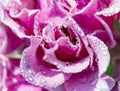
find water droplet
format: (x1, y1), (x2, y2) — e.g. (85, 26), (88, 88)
(28, 69), (32, 74)
(54, 82), (58, 88)
(53, 62), (57, 65)
(39, 78), (46, 87)
(41, 78), (45, 83)
(24, 74), (27, 78)
(28, 76), (33, 81)
(79, 76), (87, 83)
(57, 64), (61, 68)
(34, 82), (39, 86)
(20, 69), (24, 73)
(66, 62), (70, 66)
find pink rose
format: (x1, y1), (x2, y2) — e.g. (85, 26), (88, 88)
(0, 0), (117, 91)
(20, 14), (115, 90)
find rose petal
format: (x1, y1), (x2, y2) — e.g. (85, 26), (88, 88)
(65, 70), (99, 91)
(44, 49), (90, 73)
(95, 74), (115, 91)
(44, 37), (90, 73)
(0, 3), (39, 37)
(87, 35), (110, 76)
(20, 37), (70, 89)
(95, 16), (116, 48)
(96, 0), (120, 16)
(55, 37), (80, 62)
(76, 0), (91, 10)
(0, 23), (23, 54)
(0, 9), (29, 38)
(72, 14), (103, 35)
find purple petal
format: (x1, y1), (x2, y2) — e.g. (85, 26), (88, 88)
(87, 35), (110, 76)
(0, 23), (23, 54)
(20, 37), (70, 89)
(65, 69), (115, 91)
(95, 16), (116, 48)
(72, 14), (104, 35)
(72, 13), (116, 48)
(0, 9), (29, 38)
(96, 0), (120, 16)
(76, 0), (91, 10)
(95, 74), (115, 91)
(10, 9), (38, 36)
(65, 70), (99, 91)
(44, 36), (90, 73)
(1, 7), (39, 37)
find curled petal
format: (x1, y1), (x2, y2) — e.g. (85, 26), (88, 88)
(75, 0), (91, 10)
(45, 48), (90, 73)
(10, 9), (38, 36)
(96, 0), (120, 16)
(0, 23), (23, 54)
(65, 70), (99, 91)
(20, 37), (70, 89)
(44, 37), (90, 73)
(72, 14), (103, 35)
(94, 75), (115, 91)
(0, 5), (38, 38)
(72, 13), (116, 48)
(87, 35), (110, 76)
(95, 16), (116, 48)
(0, 9), (29, 38)
(59, 57), (90, 73)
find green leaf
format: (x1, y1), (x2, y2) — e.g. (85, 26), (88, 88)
(106, 62), (115, 76)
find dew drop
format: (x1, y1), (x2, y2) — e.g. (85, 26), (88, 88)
(41, 78), (46, 84)
(54, 82), (59, 88)
(28, 76), (33, 81)
(40, 79), (47, 87)
(28, 69), (32, 74)
(66, 62), (70, 66)
(34, 82), (39, 86)
(20, 69), (24, 73)
(53, 62), (57, 65)
(24, 74), (27, 78)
